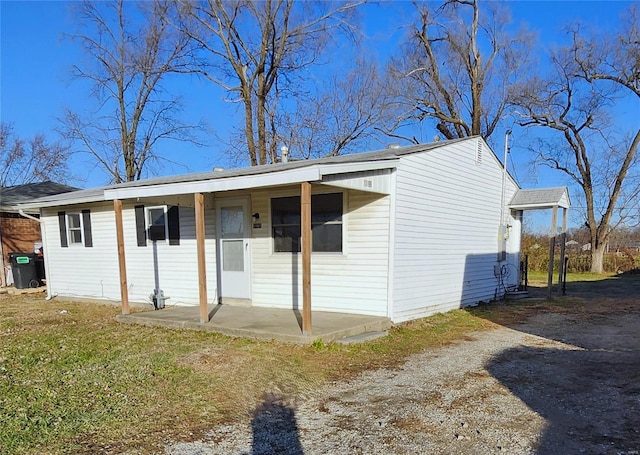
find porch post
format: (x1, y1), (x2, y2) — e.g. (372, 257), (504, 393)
(301, 182), (312, 335)
(195, 192), (209, 323)
(547, 205), (558, 299)
(114, 199), (129, 314)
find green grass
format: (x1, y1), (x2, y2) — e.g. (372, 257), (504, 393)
(527, 270), (615, 283)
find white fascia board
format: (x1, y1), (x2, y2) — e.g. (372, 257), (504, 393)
(14, 195), (106, 210)
(104, 166), (322, 200)
(509, 202), (570, 210)
(318, 160), (399, 176)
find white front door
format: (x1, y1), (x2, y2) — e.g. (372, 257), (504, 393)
(217, 198), (251, 301)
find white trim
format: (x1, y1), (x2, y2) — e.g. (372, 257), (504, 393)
(66, 212), (84, 246)
(269, 190), (345, 255)
(16, 195), (105, 210)
(105, 167), (322, 200)
(386, 169), (397, 319)
(102, 162), (398, 201)
(145, 205), (169, 243)
(318, 160), (398, 176)
(216, 196), (252, 300)
(509, 202), (570, 210)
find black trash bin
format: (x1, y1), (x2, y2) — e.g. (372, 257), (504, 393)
(35, 256), (45, 284)
(9, 253), (40, 289)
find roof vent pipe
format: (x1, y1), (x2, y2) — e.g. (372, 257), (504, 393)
(280, 145), (289, 163)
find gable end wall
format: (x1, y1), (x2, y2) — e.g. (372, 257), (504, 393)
(392, 138), (519, 322)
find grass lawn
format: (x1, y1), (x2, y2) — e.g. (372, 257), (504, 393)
(2, 271), (635, 454)
(0, 294), (493, 455)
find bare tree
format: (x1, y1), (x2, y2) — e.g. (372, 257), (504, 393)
(517, 7), (640, 273)
(276, 57), (396, 160)
(0, 123), (71, 187)
(178, 0), (363, 165)
(388, 0), (533, 143)
(61, 0), (201, 184)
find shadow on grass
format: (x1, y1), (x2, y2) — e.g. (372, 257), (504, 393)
(475, 273), (640, 453)
(250, 395), (304, 455)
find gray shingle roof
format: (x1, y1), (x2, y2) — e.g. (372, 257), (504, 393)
(0, 181), (80, 208)
(16, 138), (471, 208)
(509, 187), (570, 209)
(103, 138), (467, 190)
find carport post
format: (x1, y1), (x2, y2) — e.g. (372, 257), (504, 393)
(301, 182), (312, 335)
(195, 192), (209, 324)
(114, 199), (130, 314)
(547, 205), (558, 299)
(557, 208), (568, 295)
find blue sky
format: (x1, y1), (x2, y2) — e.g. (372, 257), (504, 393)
(0, 1), (637, 231)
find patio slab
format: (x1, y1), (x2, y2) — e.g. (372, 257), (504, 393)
(116, 304), (392, 344)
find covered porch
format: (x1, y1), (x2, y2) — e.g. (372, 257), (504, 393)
(116, 304), (392, 345)
(105, 160), (396, 337)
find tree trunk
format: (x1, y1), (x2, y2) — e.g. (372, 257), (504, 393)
(242, 86), (258, 166)
(256, 94), (268, 165)
(590, 243), (606, 274)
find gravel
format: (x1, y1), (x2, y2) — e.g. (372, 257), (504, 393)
(165, 310), (640, 455)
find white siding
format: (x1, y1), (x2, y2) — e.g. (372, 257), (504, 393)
(38, 138), (524, 321)
(392, 138), (520, 322)
(320, 169), (392, 194)
(41, 197), (218, 306)
(249, 186), (390, 317)
(121, 198), (218, 306)
(42, 203), (121, 301)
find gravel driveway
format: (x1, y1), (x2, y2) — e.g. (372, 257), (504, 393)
(166, 297), (640, 455)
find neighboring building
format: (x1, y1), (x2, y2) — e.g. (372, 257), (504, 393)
(0, 181), (79, 286)
(15, 137), (567, 323)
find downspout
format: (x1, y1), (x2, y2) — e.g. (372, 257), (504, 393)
(0, 221), (5, 287)
(18, 209), (54, 300)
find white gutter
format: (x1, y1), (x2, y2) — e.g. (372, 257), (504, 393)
(500, 130), (512, 228)
(104, 166), (323, 200)
(18, 209), (55, 300)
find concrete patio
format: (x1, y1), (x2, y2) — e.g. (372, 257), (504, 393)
(116, 304), (392, 344)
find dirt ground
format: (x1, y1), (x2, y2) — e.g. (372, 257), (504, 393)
(165, 275), (640, 455)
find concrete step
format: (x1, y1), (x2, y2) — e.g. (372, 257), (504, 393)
(337, 331), (389, 345)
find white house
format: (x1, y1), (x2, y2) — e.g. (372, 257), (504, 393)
(17, 137), (558, 326)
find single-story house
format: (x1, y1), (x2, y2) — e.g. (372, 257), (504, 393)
(15, 137), (568, 327)
(0, 181), (79, 287)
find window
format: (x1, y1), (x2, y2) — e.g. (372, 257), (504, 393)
(134, 205), (180, 246)
(58, 210), (93, 247)
(67, 213), (83, 244)
(146, 206), (168, 241)
(271, 193), (343, 253)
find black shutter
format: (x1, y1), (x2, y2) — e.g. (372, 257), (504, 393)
(134, 205), (147, 247)
(168, 206), (180, 245)
(82, 210), (93, 247)
(58, 211), (68, 247)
